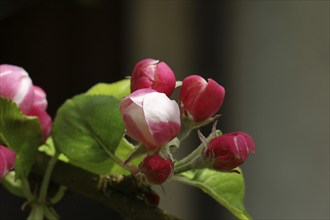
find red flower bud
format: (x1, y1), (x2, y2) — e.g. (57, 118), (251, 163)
(139, 155), (174, 185)
(131, 58), (176, 97)
(179, 75), (225, 123)
(204, 132), (255, 171)
(0, 145), (16, 182)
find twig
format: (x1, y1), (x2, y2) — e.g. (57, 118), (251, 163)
(31, 153), (180, 220)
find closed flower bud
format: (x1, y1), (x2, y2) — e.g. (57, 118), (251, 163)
(0, 145), (16, 182)
(131, 58), (176, 97)
(27, 108), (52, 141)
(27, 86), (52, 141)
(204, 132), (256, 171)
(179, 75), (225, 123)
(120, 89), (180, 150)
(31, 86), (48, 112)
(0, 64), (34, 114)
(139, 154), (173, 185)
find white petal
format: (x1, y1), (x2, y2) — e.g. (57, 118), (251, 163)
(143, 92), (180, 125)
(13, 74), (32, 105)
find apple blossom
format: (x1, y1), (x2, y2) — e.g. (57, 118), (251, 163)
(0, 145), (16, 181)
(204, 132), (256, 171)
(27, 86), (52, 141)
(120, 89), (180, 150)
(139, 154), (173, 185)
(130, 58), (176, 97)
(0, 64), (52, 141)
(27, 107), (52, 141)
(0, 64), (34, 114)
(179, 75), (225, 123)
(30, 86), (48, 111)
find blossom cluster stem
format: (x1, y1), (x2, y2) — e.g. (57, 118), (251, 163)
(50, 185), (68, 204)
(21, 178), (34, 202)
(174, 145), (204, 174)
(37, 152), (59, 203)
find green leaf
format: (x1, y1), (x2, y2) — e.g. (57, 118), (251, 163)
(110, 137), (142, 175)
(52, 94), (126, 174)
(0, 98), (42, 179)
(86, 79), (130, 100)
(173, 168), (251, 220)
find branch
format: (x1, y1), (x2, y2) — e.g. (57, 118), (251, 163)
(31, 153), (179, 220)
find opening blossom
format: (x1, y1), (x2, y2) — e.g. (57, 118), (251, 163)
(0, 145), (16, 182)
(179, 75), (225, 123)
(130, 58), (176, 97)
(120, 89), (180, 150)
(0, 64), (52, 141)
(0, 64), (34, 114)
(204, 132), (256, 171)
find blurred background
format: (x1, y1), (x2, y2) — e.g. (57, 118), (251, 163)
(0, 0), (329, 219)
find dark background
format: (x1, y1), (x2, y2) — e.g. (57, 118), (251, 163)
(1, 0), (329, 219)
(0, 1), (230, 219)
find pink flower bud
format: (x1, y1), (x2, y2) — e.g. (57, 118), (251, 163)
(204, 132), (256, 171)
(0, 145), (16, 182)
(139, 154), (173, 185)
(27, 108), (52, 142)
(27, 86), (52, 141)
(31, 86), (48, 111)
(0, 65), (52, 142)
(131, 58), (176, 97)
(0, 64), (34, 114)
(120, 89), (180, 150)
(179, 75), (225, 123)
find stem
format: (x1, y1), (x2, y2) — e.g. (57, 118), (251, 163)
(177, 115), (220, 142)
(174, 142), (204, 169)
(174, 129), (219, 174)
(50, 185), (67, 204)
(37, 152), (59, 203)
(27, 204), (43, 220)
(177, 120), (193, 141)
(42, 205), (58, 220)
(21, 178), (35, 202)
(173, 161), (195, 174)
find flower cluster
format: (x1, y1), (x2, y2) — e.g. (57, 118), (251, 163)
(0, 64), (52, 180)
(120, 58), (255, 185)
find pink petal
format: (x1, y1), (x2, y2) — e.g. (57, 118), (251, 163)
(0, 146), (16, 180)
(31, 85), (48, 111)
(0, 64), (34, 114)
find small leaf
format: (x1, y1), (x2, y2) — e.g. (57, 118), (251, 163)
(52, 94), (126, 174)
(2, 171), (25, 198)
(86, 79), (130, 100)
(173, 168), (251, 220)
(38, 138), (69, 162)
(0, 98), (42, 179)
